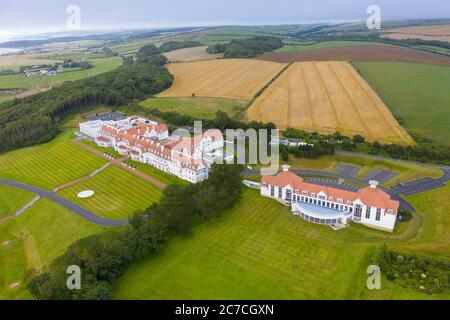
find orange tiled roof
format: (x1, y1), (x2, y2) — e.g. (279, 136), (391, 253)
(262, 171), (399, 213)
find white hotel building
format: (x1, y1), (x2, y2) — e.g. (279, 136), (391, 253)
(261, 166), (400, 232)
(80, 115), (232, 184)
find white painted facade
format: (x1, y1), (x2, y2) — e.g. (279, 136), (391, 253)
(261, 166), (399, 232)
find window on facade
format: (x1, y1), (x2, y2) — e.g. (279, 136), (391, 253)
(278, 187), (283, 199)
(270, 186), (275, 197)
(355, 204), (363, 217)
(365, 206), (372, 219)
(376, 208), (381, 221)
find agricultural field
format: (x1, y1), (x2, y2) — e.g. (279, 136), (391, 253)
(247, 61), (413, 144)
(0, 54), (56, 69)
(277, 41), (390, 52)
(0, 56), (122, 91)
(0, 199), (108, 299)
(163, 46), (220, 62)
(0, 133), (107, 190)
(380, 24), (450, 42)
(140, 97), (247, 120)
(113, 188), (449, 300)
(354, 62), (450, 145)
(158, 59), (286, 100)
(258, 45), (450, 66)
(57, 165), (162, 220)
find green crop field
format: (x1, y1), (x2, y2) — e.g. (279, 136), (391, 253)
(0, 198), (108, 299)
(0, 185), (35, 219)
(277, 41), (390, 52)
(0, 57), (122, 91)
(0, 133), (107, 190)
(353, 62), (450, 145)
(58, 165), (162, 220)
(140, 97), (247, 120)
(113, 188), (450, 300)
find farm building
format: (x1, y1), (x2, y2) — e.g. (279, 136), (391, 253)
(260, 166), (399, 232)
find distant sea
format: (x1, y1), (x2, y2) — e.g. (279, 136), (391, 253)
(0, 48), (23, 56)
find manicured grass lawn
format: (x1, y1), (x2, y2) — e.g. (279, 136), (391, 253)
(140, 97), (247, 120)
(127, 160), (189, 186)
(277, 41), (390, 52)
(353, 62), (450, 145)
(0, 57), (122, 90)
(0, 133), (107, 190)
(114, 188), (446, 300)
(58, 165), (162, 220)
(0, 185), (35, 219)
(0, 199), (108, 299)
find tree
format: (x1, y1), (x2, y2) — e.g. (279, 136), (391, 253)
(353, 134), (365, 144)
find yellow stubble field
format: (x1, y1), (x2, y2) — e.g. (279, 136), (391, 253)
(247, 61), (413, 144)
(157, 59), (286, 100)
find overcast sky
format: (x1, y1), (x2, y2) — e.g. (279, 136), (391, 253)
(1, 0), (449, 39)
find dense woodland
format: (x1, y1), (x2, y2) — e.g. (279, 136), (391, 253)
(0, 45), (173, 153)
(158, 40), (203, 53)
(207, 36), (283, 58)
(27, 164), (244, 300)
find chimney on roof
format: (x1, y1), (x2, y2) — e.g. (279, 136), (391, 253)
(282, 165), (290, 172)
(369, 180), (379, 189)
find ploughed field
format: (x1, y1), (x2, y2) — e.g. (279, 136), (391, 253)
(258, 45), (450, 67)
(157, 59), (286, 100)
(247, 61), (412, 144)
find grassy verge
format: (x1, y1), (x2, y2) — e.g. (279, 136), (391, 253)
(0, 185), (35, 219)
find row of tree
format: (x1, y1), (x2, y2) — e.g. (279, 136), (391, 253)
(207, 36), (284, 58)
(0, 45), (174, 153)
(27, 164), (244, 300)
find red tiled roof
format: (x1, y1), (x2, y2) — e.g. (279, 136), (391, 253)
(262, 170), (399, 213)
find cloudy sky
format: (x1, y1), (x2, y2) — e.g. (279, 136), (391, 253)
(1, 0), (449, 39)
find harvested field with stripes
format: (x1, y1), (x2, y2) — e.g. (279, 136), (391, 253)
(247, 61), (413, 144)
(158, 59), (286, 100)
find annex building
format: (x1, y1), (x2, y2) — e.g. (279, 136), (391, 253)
(261, 166), (400, 232)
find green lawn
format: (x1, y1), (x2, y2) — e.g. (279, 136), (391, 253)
(353, 62), (450, 145)
(0, 133), (107, 190)
(140, 97), (247, 120)
(114, 188), (449, 300)
(127, 160), (189, 186)
(0, 57), (122, 91)
(58, 165), (162, 220)
(0, 198), (108, 299)
(0, 185), (35, 219)
(277, 41), (390, 52)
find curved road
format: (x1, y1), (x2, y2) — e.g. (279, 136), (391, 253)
(0, 178), (127, 227)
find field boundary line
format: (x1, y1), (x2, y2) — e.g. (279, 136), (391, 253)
(246, 62), (292, 110)
(312, 62), (342, 130)
(344, 63), (411, 141)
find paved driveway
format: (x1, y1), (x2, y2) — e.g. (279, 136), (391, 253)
(0, 178), (127, 227)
